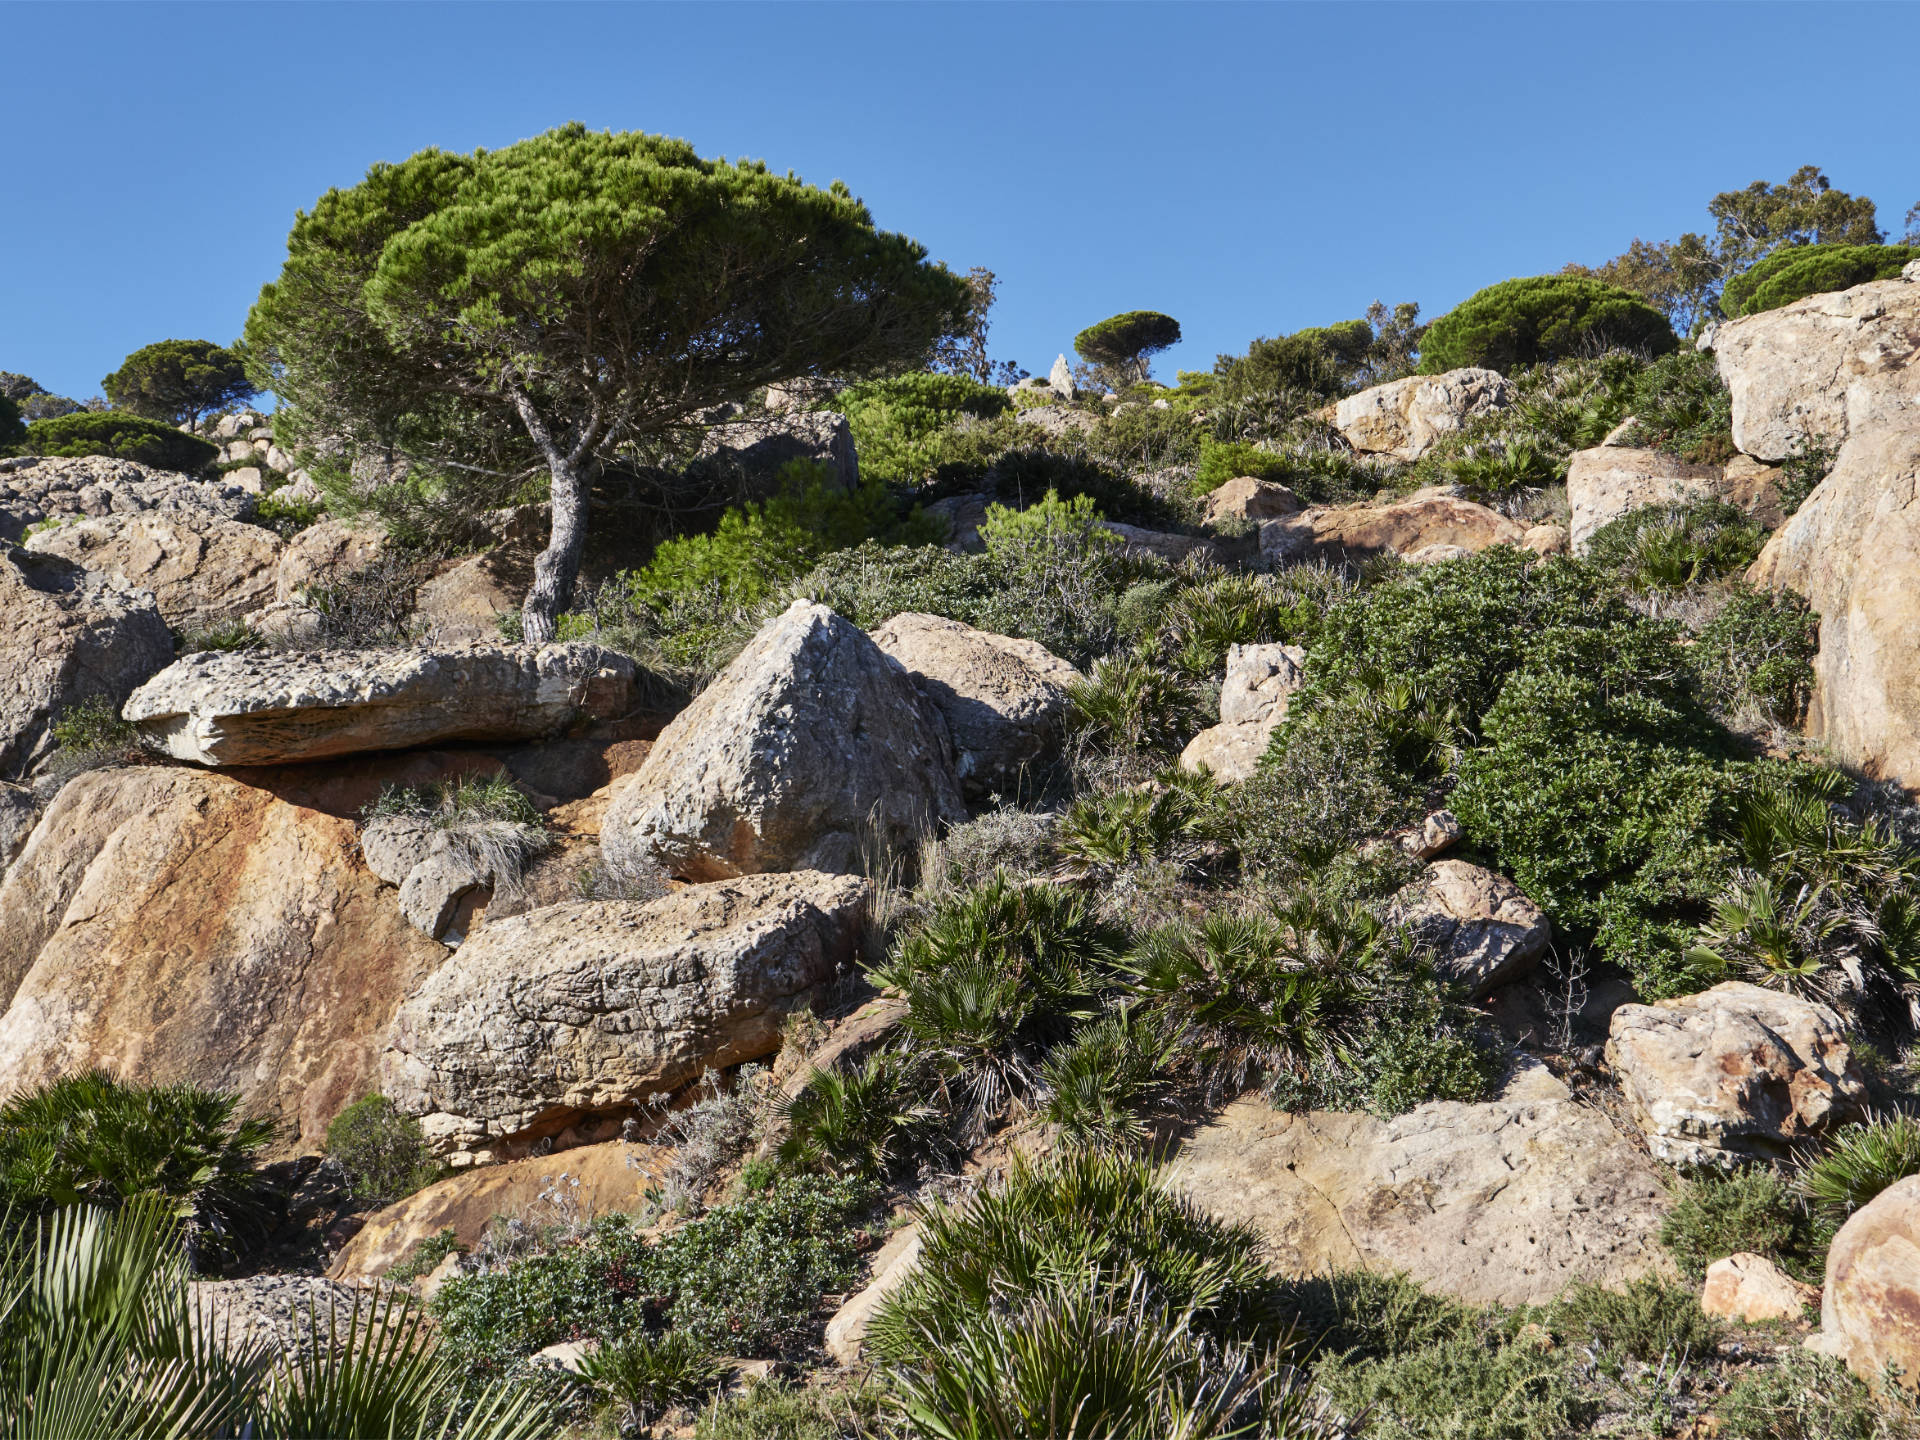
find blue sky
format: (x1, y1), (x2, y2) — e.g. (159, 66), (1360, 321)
(4, 1), (1916, 404)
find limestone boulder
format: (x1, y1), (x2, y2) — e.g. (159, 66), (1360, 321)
(0, 767), (446, 1152)
(1815, 1174), (1920, 1387)
(0, 454), (254, 544)
(1099, 521), (1222, 565)
(397, 843), (490, 942)
(0, 785), (35, 872)
(1168, 1094), (1670, 1307)
(1400, 809), (1464, 861)
(359, 814), (436, 886)
(1565, 447), (1783, 552)
(1522, 523), (1570, 556)
(1261, 489), (1525, 567)
(1334, 367), (1512, 462)
(602, 601), (964, 882)
(1733, 271), (1920, 789)
(1606, 981), (1867, 1166)
(0, 545), (173, 780)
(825, 1223), (923, 1366)
(1204, 477), (1302, 526)
(380, 871), (869, 1160)
(702, 410), (858, 490)
(1177, 642), (1304, 783)
(1701, 1252), (1817, 1323)
(924, 493), (991, 553)
(1386, 859), (1549, 998)
(276, 520), (387, 602)
(25, 509), (281, 631)
(124, 642), (635, 767)
(412, 547), (531, 644)
(871, 612), (1078, 798)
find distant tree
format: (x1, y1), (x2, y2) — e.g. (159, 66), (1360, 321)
(1074, 310), (1182, 387)
(1903, 201), (1920, 246)
(1363, 300), (1426, 383)
(1419, 276), (1675, 374)
(247, 123), (971, 641)
(1210, 309), (1418, 431)
(931, 267), (1027, 387)
(102, 339), (255, 432)
(1564, 233), (1723, 335)
(0, 372), (38, 403)
(26, 411), (218, 471)
(0, 392), (22, 451)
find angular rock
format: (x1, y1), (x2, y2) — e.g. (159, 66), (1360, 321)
(412, 547), (531, 644)
(0, 545), (173, 779)
(924, 493), (990, 553)
(1168, 1095), (1671, 1307)
(380, 871), (869, 1159)
(0, 455), (255, 544)
(1565, 447), (1783, 553)
(1735, 271), (1920, 789)
(1606, 981), (1868, 1166)
(124, 642), (635, 767)
(25, 509), (282, 631)
(1522, 523), (1570, 556)
(359, 814), (437, 887)
(602, 601), (964, 881)
(276, 519), (386, 602)
(1048, 354), (1076, 398)
(871, 612), (1078, 798)
(825, 1223), (922, 1366)
(702, 410), (858, 490)
(1334, 367), (1512, 462)
(0, 768), (446, 1152)
(1099, 521), (1222, 565)
(1387, 859), (1549, 998)
(1401, 809), (1464, 861)
(1261, 490), (1525, 567)
(1815, 1174), (1920, 1387)
(0, 785), (35, 872)
(1203, 476), (1303, 525)
(1702, 1252), (1817, 1323)
(1178, 642), (1305, 783)
(397, 843), (489, 941)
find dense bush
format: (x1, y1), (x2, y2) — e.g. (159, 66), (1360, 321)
(324, 1094), (441, 1206)
(1620, 348), (1735, 461)
(0, 391), (22, 451)
(1717, 1347), (1918, 1439)
(1584, 498), (1766, 592)
(26, 410), (218, 471)
(1660, 1166), (1825, 1283)
(834, 372), (1010, 485)
(1799, 1114), (1920, 1219)
(1721, 243), (1919, 318)
(1193, 437), (1289, 494)
(1695, 584), (1820, 725)
(1418, 276), (1677, 373)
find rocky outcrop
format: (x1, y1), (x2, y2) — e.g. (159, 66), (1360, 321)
(1260, 487), (1525, 567)
(276, 520), (386, 602)
(1333, 368), (1512, 462)
(1605, 981), (1868, 1166)
(0, 785), (34, 872)
(825, 1222), (922, 1366)
(1701, 1253), (1817, 1323)
(1565, 447), (1783, 552)
(192, 1276), (373, 1364)
(1203, 477), (1302, 526)
(1731, 270), (1920, 789)
(26, 509), (282, 631)
(1814, 1174), (1920, 1387)
(381, 871), (869, 1160)
(0, 545), (173, 779)
(0, 454), (255, 544)
(1178, 642), (1305, 783)
(602, 601), (964, 881)
(0, 767), (446, 1152)
(703, 410), (859, 491)
(124, 642), (635, 767)
(1098, 521), (1222, 565)
(871, 612), (1078, 798)
(1386, 860), (1549, 998)
(1167, 1091), (1670, 1307)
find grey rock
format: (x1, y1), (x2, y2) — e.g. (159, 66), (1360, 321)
(1387, 859), (1549, 998)
(398, 843), (488, 941)
(701, 410), (858, 490)
(25, 509), (282, 631)
(1048, 354), (1075, 398)
(359, 814), (437, 887)
(1334, 368), (1512, 462)
(0, 455), (255, 544)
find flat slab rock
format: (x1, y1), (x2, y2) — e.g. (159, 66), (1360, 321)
(1168, 1094), (1671, 1308)
(124, 641), (636, 766)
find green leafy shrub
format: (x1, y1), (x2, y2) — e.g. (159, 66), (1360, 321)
(1584, 498), (1766, 592)
(1038, 1009), (1172, 1152)
(1053, 779), (1222, 882)
(1799, 1114), (1920, 1219)
(1621, 348), (1735, 461)
(389, 1226), (464, 1285)
(1695, 585), (1820, 725)
(1550, 1275), (1721, 1366)
(325, 1094), (441, 1206)
(48, 694), (139, 757)
(253, 490), (323, 539)
(1722, 243), (1920, 318)
(1312, 1330), (1591, 1440)
(1419, 276), (1677, 373)
(1193, 438), (1288, 495)
(835, 372), (1011, 485)
(1154, 570), (1331, 678)
(1660, 1167), (1824, 1283)
(0, 1072), (273, 1264)
(25, 410), (218, 471)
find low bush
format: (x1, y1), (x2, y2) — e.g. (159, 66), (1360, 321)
(1037, 1008), (1171, 1152)
(574, 1329), (726, 1431)
(25, 410), (218, 471)
(1193, 438), (1289, 495)
(777, 1053), (940, 1181)
(325, 1094), (442, 1207)
(1660, 1166), (1825, 1283)
(48, 694), (141, 760)
(1584, 498), (1766, 592)
(1067, 647), (1206, 757)
(1312, 1330), (1592, 1440)
(302, 553), (421, 648)
(1154, 569), (1334, 678)
(1052, 778), (1223, 883)
(835, 372), (1011, 485)
(1716, 1346), (1918, 1439)
(1419, 276), (1676, 374)
(1621, 348), (1735, 461)
(1799, 1114), (1920, 1219)
(1549, 1275), (1721, 1367)
(692, 1378), (889, 1440)
(1694, 584), (1820, 725)
(252, 490), (323, 539)
(388, 1226), (464, 1285)
(1721, 243), (1920, 319)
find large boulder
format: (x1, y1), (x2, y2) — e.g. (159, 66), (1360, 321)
(380, 871), (869, 1161)
(1333, 368), (1512, 462)
(602, 601), (965, 882)
(0, 545), (173, 780)
(870, 612), (1078, 799)
(1386, 860), (1550, 998)
(701, 411), (859, 491)
(124, 642), (635, 767)
(275, 519), (387, 602)
(26, 509), (282, 632)
(0, 454), (255, 544)
(1605, 981), (1868, 1166)
(1260, 487), (1526, 567)
(1731, 270), (1920, 789)
(1566, 447), (1762, 552)
(1203, 476), (1302, 526)
(0, 767), (446, 1153)
(1814, 1174), (1920, 1387)
(1178, 642), (1305, 783)
(1167, 1090), (1671, 1307)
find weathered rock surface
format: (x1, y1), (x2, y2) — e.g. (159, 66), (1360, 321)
(1386, 859), (1549, 998)
(1333, 368), (1512, 462)
(192, 1276), (372, 1363)
(412, 548), (531, 644)
(1099, 521), (1222, 565)
(1203, 476), (1302, 525)
(381, 872), (869, 1159)
(397, 843), (490, 942)
(0, 767), (446, 1152)
(358, 814), (437, 886)
(1701, 1252), (1817, 1323)
(0, 785), (35, 872)
(276, 520), (387, 602)
(871, 612), (1078, 798)
(1815, 1174), (1920, 1387)
(0, 454), (255, 544)
(330, 1141), (668, 1281)
(26, 509), (282, 631)
(1260, 488), (1525, 566)
(924, 492), (991, 553)
(825, 1222), (923, 1366)
(1400, 809), (1464, 861)
(1733, 272), (1920, 789)
(1522, 522), (1570, 556)
(603, 601), (964, 881)
(1168, 1095), (1670, 1307)
(1178, 642), (1306, 783)
(703, 411), (859, 491)
(1605, 981), (1868, 1166)
(1564, 447), (1783, 552)
(1, 545), (173, 779)
(124, 642), (635, 767)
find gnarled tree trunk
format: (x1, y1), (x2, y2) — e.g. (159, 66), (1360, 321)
(521, 455), (589, 644)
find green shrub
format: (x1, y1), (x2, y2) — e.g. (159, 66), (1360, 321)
(777, 1053), (939, 1180)
(1193, 438), (1288, 495)
(48, 694), (139, 756)
(1621, 348), (1735, 461)
(1799, 1114), (1920, 1219)
(1419, 276), (1676, 374)
(574, 1329), (726, 1430)
(25, 410), (218, 471)
(1716, 1347), (1918, 1439)
(1067, 647), (1205, 756)
(388, 1227), (464, 1285)
(1053, 779), (1221, 882)
(1584, 498), (1765, 592)
(1273, 1268), (1482, 1364)
(1695, 585), (1820, 724)
(1312, 1331), (1592, 1440)
(1660, 1167), (1824, 1283)
(253, 490), (323, 539)
(1722, 243), (1920, 318)
(693, 1378), (889, 1440)
(1550, 1275), (1721, 1366)
(0, 391), (22, 451)
(1154, 570), (1332, 679)
(835, 372), (1011, 485)
(0, 1072), (274, 1264)
(325, 1094), (441, 1206)
(1038, 1009), (1172, 1152)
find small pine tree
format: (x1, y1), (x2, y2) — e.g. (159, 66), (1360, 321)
(102, 339), (256, 431)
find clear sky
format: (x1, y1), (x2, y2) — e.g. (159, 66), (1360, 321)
(4, 0), (1916, 404)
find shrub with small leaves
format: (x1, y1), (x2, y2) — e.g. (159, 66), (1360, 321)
(1658, 1166), (1824, 1283)
(1550, 1275), (1721, 1368)
(1694, 584), (1819, 725)
(325, 1094), (441, 1206)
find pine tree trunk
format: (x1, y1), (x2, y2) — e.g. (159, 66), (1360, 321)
(520, 455), (589, 644)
